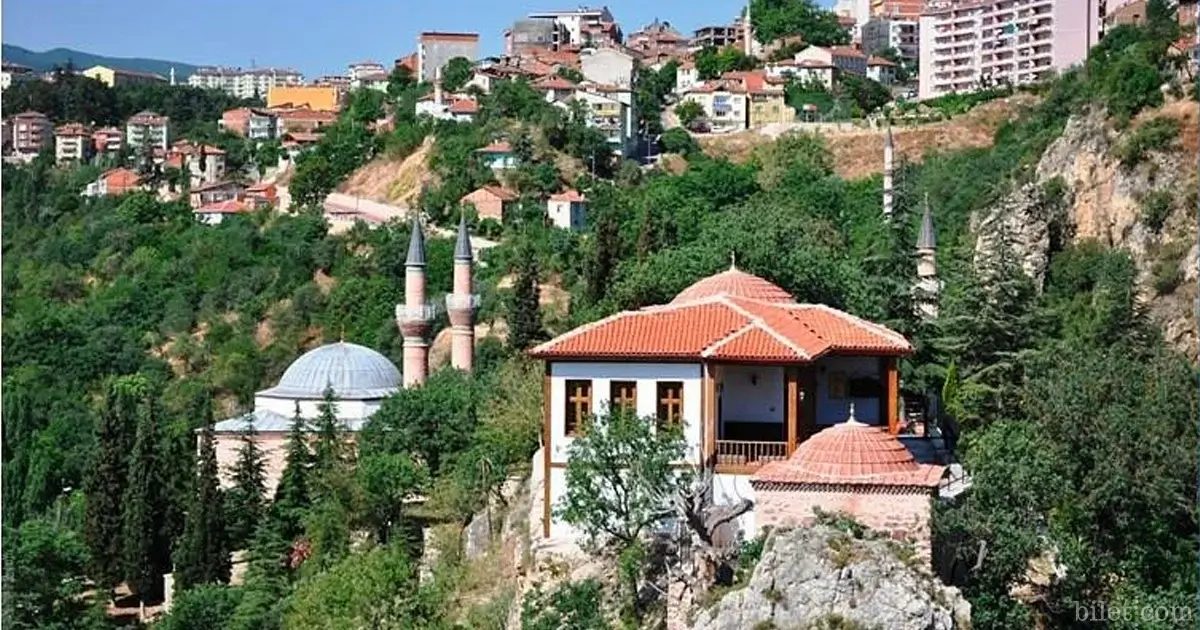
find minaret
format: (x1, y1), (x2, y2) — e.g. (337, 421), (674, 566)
(915, 194), (939, 320)
(446, 215), (479, 372)
(169, 67), (176, 86)
(883, 124), (894, 220)
(433, 66), (444, 106)
(397, 216), (432, 387)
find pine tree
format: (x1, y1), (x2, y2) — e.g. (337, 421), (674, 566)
(507, 240), (543, 351)
(636, 206), (660, 260)
(270, 403), (311, 540)
(585, 204), (621, 304)
(310, 387), (347, 493)
(174, 402), (230, 589)
(121, 389), (171, 602)
(84, 375), (145, 589)
(225, 416), (267, 550)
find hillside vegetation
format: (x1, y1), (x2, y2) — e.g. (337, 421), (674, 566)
(2, 5), (1197, 630)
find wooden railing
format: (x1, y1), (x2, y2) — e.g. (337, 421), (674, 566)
(714, 440), (788, 472)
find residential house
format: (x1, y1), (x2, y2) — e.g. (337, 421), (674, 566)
(92, 127), (124, 155)
(348, 60), (388, 81)
(765, 57), (836, 88)
(126, 111), (169, 151)
(508, 18), (571, 54)
(447, 99), (480, 122)
(579, 47), (637, 88)
(244, 182), (279, 207)
(830, 46), (869, 75)
(55, 122), (91, 163)
(730, 72), (794, 128)
(533, 75), (580, 103)
(188, 180), (243, 208)
(1, 62), (35, 90)
(274, 107), (337, 134)
(475, 141), (517, 170)
(9, 111), (52, 157)
(862, 17), (919, 68)
(194, 199), (251, 225)
(395, 53), (419, 76)
(267, 86), (340, 112)
(170, 142), (227, 185)
(680, 81), (748, 132)
(867, 55), (898, 85)
(418, 32), (480, 83)
(82, 65), (166, 88)
(460, 185), (519, 222)
(525, 7), (622, 48)
(571, 86), (636, 155)
(528, 266), (937, 550)
(627, 19), (690, 60)
(221, 107), (280, 140)
(189, 67), (304, 99)
(691, 23), (744, 51)
(674, 60), (700, 93)
(311, 75), (352, 101)
(85, 168), (141, 196)
(547, 189), (587, 230)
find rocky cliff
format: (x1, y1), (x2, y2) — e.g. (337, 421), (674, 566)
(692, 525), (972, 630)
(973, 98), (1199, 358)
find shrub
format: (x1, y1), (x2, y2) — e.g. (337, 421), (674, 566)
(1113, 116), (1180, 167)
(660, 127), (698, 156)
(1139, 189), (1174, 232)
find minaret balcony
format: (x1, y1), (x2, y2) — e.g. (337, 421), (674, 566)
(444, 293), (480, 312)
(396, 303), (440, 323)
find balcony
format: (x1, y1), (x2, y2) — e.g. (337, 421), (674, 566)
(714, 440), (788, 473)
(395, 303), (440, 324)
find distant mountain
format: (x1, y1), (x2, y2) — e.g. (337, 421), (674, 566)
(2, 44), (200, 80)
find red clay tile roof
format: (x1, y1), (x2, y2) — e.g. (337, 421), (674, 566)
(548, 189), (586, 202)
(673, 268), (794, 304)
(529, 267), (913, 362)
(448, 99), (480, 114)
(533, 75), (578, 91)
(463, 185), (520, 203)
(55, 122), (90, 136)
(831, 46), (867, 59)
(195, 199), (250, 214)
(476, 140), (513, 153)
(103, 168), (140, 189)
(868, 55), (897, 66)
(753, 419), (944, 487)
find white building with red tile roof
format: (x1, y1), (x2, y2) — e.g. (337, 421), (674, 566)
(547, 189), (587, 230)
(528, 265), (932, 542)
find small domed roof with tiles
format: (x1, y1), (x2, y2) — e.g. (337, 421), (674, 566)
(671, 267), (795, 305)
(753, 412), (944, 487)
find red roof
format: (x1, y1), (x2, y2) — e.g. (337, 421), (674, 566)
(753, 419), (944, 487)
(55, 122), (90, 136)
(868, 55), (897, 67)
(448, 99), (480, 114)
(831, 46), (867, 59)
(530, 268), (913, 362)
(476, 140), (512, 154)
(195, 199), (250, 214)
(103, 168), (140, 190)
(463, 185), (519, 202)
(549, 189), (586, 202)
(533, 75), (578, 91)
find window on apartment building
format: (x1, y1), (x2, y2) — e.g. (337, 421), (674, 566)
(610, 381), (637, 414)
(565, 379), (592, 437)
(656, 381), (684, 429)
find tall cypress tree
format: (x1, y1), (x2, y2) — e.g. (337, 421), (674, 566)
(310, 386), (347, 494)
(121, 389), (170, 602)
(84, 375), (145, 589)
(173, 404), (230, 589)
(507, 240), (543, 351)
(585, 204), (621, 304)
(225, 416), (267, 550)
(271, 403), (311, 540)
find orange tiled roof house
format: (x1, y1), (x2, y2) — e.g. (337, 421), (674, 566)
(529, 264), (947, 558)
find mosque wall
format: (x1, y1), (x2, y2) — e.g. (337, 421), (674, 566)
(254, 395), (384, 420)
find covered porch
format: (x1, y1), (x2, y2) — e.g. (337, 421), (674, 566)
(702, 355), (900, 474)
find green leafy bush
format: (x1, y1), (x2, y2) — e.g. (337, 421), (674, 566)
(1139, 189), (1174, 232)
(1113, 116), (1180, 167)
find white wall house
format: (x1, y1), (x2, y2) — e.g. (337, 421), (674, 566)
(547, 189), (587, 230)
(529, 267), (915, 544)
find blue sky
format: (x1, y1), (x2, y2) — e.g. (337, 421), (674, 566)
(3, 0), (832, 79)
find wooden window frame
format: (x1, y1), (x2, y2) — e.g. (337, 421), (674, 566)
(609, 380), (637, 414)
(656, 381), (684, 429)
(564, 379), (592, 437)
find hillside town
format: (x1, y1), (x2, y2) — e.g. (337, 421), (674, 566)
(2, 0), (1199, 629)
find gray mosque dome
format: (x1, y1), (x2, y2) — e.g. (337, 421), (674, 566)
(257, 341), (402, 400)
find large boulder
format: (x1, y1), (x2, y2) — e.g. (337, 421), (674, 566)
(692, 525), (971, 630)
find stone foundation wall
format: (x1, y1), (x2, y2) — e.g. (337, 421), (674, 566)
(753, 484), (935, 561)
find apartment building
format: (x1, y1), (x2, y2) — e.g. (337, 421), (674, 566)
(81, 65), (167, 88)
(872, 0), (926, 19)
(526, 7), (623, 48)
(55, 123), (91, 162)
(92, 127), (124, 155)
(571, 87), (635, 155)
(220, 108), (279, 140)
(508, 18), (571, 54)
(918, 0), (1100, 99)
(862, 17), (920, 66)
(168, 141), (227, 185)
(188, 67), (304, 99)
(126, 111), (169, 151)
(267, 85), (340, 111)
(9, 111), (52, 157)
(691, 23), (744, 51)
(417, 32), (480, 83)
(348, 60), (388, 81)
(580, 47), (637, 87)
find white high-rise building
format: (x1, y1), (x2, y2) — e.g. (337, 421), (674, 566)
(188, 67), (304, 99)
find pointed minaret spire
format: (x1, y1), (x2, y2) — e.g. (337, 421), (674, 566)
(398, 215), (432, 387)
(446, 214), (478, 373)
(743, 0), (754, 57)
(914, 194), (940, 320)
(883, 124), (894, 220)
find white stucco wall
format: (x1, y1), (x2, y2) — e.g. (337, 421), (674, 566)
(548, 362), (703, 464)
(254, 395), (385, 421)
(814, 356), (883, 425)
(719, 365), (785, 423)
(713, 472), (758, 538)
